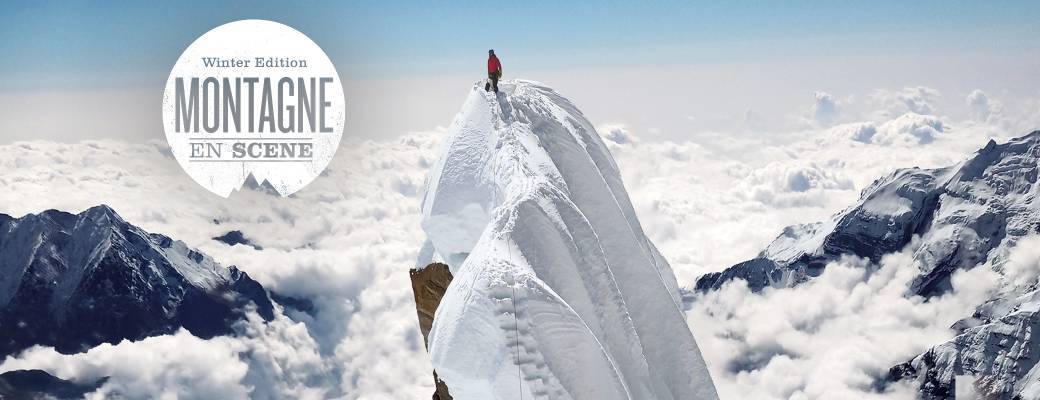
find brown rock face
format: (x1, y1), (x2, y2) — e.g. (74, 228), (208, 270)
(410, 263), (454, 400)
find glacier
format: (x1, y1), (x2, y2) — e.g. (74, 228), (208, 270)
(416, 80), (718, 400)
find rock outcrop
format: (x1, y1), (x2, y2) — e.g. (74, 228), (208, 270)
(410, 262), (454, 400)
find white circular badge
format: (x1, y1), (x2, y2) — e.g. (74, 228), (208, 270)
(162, 19), (344, 197)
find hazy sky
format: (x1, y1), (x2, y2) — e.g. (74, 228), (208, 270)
(1, 1), (1038, 142)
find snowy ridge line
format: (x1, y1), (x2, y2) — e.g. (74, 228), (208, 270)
(697, 131), (1040, 297)
(418, 80), (717, 399)
(490, 86), (626, 399)
(488, 90), (631, 399)
(886, 131), (1040, 399)
(0, 205), (273, 358)
(685, 128), (1040, 398)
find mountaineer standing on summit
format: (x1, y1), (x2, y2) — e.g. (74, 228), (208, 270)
(486, 49), (502, 93)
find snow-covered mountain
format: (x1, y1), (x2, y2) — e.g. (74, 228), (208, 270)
(697, 131), (1040, 298)
(0, 369), (105, 400)
(415, 80), (718, 400)
(695, 131), (1040, 399)
(0, 205), (273, 358)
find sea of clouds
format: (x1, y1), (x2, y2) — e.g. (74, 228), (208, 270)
(0, 86), (1038, 399)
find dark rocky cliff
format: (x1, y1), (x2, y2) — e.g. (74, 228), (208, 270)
(410, 262), (454, 400)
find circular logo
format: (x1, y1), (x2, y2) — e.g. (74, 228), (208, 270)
(162, 20), (344, 197)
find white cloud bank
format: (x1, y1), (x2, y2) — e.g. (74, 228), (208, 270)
(0, 310), (330, 399)
(870, 86), (942, 119)
(602, 87), (1023, 281)
(0, 86), (1036, 398)
(687, 246), (1001, 399)
(0, 132), (445, 399)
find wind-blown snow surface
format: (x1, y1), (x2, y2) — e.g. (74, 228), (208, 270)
(418, 80), (718, 400)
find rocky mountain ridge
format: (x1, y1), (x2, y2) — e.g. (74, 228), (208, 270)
(695, 130), (1040, 399)
(0, 205), (273, 358)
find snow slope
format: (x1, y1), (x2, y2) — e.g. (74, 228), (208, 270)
(417, 80), (718, 400)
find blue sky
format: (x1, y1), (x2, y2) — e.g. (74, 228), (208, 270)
(2, 1), (1038, 89)
(1, 1), (1038, 141)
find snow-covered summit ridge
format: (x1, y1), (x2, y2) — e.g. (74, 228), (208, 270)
(418, 80), (718, 400)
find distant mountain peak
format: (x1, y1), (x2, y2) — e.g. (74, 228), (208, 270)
(0, 205), (273, 357)
(697, 130), (1040, 297)
(0, 369), (106, 400)
(691, 129), (1040, 399)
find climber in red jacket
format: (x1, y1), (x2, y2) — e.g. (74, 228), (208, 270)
(486, 49), (502, 93)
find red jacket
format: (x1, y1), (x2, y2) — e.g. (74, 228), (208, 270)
(488, 55), (502, 75)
